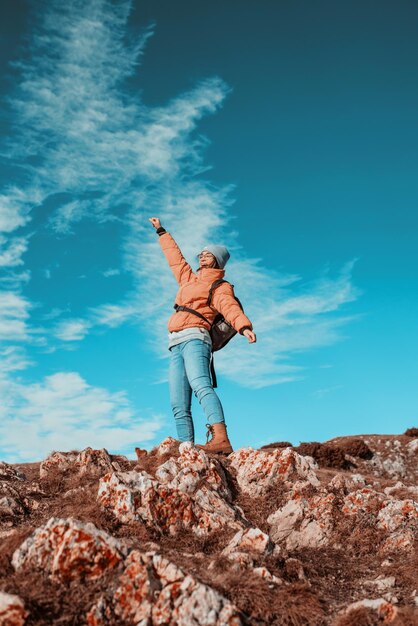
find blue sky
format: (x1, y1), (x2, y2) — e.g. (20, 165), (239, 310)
(0, 0), (417, 462)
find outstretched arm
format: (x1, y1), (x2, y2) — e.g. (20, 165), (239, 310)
(149, 217), (194, 286)
(212, 283), (257, 343)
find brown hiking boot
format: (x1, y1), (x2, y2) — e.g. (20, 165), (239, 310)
(196, 423), (233, 455)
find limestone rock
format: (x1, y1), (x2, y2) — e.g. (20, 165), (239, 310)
(252, 566), (282, 585)
(328, 473), (366, 494)
(222, 527), (275, 558)
(40, 448), (127, 480)
(12, 517), (127, 581)
(341, 487), (385, 515)
(39, 451), (79, 479)
(0, 480), (45, 524)
(2, 434), (418, 624)
(0, 484), (27, 520)
(229, 447), (319, 496)
(407, 438), (418, 454)
(380, 528), (415, 553)
(339, 598), (398, 622)
(376, 499), (418, 532)
(268, 489), (336, 550)
(0, 592), (28, 626)
(75, 447), (116, 476)
(375, 498), (418, 553)
(155, 443), (231, 500)
(266, 472), (418, 554)
(0, 495), (25, 518)
(364, 575), (396, 593)
(98, 443), (246, 537)
(0, 463), (26, 482)
(154, 436), (180, 456)
(87, 550), (244, 626)
(363, 439), (407, 479)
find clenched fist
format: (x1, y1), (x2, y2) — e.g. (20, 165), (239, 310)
(149, 217), (162, 229)
(243, 329), (257, 343)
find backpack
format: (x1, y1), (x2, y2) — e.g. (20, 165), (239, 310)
(173, 279), (244, 387)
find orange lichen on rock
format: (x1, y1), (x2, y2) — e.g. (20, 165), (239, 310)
(87, 550), (244, 626)
(2, 433), (418, 625)
(98, 443), (246, 537)
(229, 447), (320, 496)
(11, 517), (127, 581)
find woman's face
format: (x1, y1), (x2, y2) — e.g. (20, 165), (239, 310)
(198, 251), (218, 269)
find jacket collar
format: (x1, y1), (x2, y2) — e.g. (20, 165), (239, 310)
(197, 267), (225, 281)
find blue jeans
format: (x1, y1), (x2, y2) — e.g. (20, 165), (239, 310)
(169, 339), (225, 442)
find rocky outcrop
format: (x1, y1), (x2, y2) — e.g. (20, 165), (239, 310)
(98, 442), (247, 536)
(12, 517), (128, 581)
(0, 463), (26, 482)
(268, 486), (337, 550)
(328, 433), (418, 483)
(229, 446), (319, 496)
(39, 447), (126, 480)
(0, 432), (417, 625)
(87, 550), (243, 626)
(267, 475), (418, 553)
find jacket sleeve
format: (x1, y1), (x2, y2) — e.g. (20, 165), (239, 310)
(158, 231), (195, 286)
(212, 283), (253, 335)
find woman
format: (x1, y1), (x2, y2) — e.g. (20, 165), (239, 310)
(149, 217), (256, 454)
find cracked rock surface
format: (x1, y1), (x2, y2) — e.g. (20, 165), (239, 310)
(0, 432), (417, 625)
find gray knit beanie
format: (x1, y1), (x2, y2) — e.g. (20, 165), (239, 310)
(197, 244), (230, 269)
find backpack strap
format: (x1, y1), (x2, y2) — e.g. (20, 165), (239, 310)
(210, 353), (218, 388)
(173, 304), (211, 325)
(206, 279), (244, 313)
(174, 279), (241, 325)
(206, 279), (234, 306)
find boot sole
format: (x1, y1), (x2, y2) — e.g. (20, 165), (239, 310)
(205, 449), (233, 455)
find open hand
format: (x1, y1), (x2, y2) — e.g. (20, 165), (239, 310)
(149, 217), (161, 229)
(243, 329), (257, 343)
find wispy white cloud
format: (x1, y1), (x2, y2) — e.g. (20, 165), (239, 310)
(211, 259), (362, 388)
(41, 306), (69, 321)
(48, 200), (91, 235)
(2, 0), (229, 347)
(0, 291), (33, 342)
(0, 235), (28, 267)
(0, 0), (157, 386)
(90, 302), (138, 328)
(0, 190), (33, 233)
(54, 318), (91, 342)
(0, 345), (33, 375)
(102, 268), (120, 277)
(0, 0), (363, 401)
(0, 371), (163, 463)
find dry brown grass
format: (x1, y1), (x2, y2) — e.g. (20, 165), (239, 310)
(294, 442), (352, 470)
(333, 607), (379, 626)
(404, 427), (418, 437)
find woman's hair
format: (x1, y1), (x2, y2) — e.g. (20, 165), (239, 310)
(197, 258), (219, 271)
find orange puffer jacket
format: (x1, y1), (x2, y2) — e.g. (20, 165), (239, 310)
(159, 232), (253, 335)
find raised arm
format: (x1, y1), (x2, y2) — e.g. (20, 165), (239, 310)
(149, 217), (195, 286)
